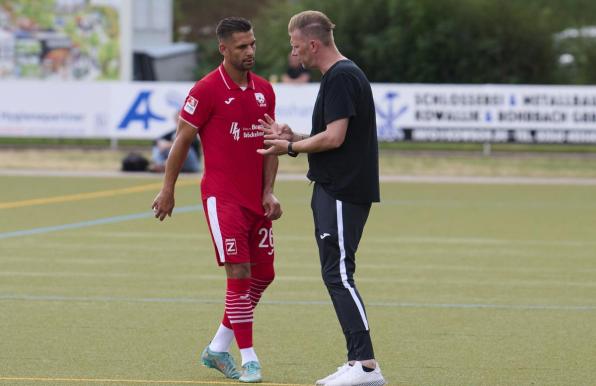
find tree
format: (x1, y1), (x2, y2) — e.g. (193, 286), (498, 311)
(180, 0), (595, 84)
(173, 0), (270, 78)
(257, 0), (557, 83)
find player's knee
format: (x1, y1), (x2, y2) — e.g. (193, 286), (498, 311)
(254, 272), (275, 286)
(251, 262), (275, 286)
(255, 275), (274, 289)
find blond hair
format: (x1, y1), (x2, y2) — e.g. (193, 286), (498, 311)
(288, 10), (335, 46)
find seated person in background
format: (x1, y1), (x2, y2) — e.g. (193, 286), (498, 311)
(150, 119), (201, 173)
(281, 52), (311, 83)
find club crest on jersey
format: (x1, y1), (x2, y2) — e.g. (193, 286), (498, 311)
(225, 238), (237, 255)
(254, 92), (267, 107)
(184, 96), (198, 114)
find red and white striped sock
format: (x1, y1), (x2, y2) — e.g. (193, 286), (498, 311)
(249, 262), (275, 309)
(214, 275), (272, 359)
(249, 277), (273, 309)
(225, 278), (253, 349)
(222, 312), (232, 329)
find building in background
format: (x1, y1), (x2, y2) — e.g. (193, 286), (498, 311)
(132, 0), (195, 81)
(0, 0), (195, 81)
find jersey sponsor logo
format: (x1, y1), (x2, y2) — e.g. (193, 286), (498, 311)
(224, 97), (235, 105)
(230, 121), (265, 141)
(254, 92), (267, 107)
(225, 238), (237, 255)
(230, 122), (240, 141)
(184, 96), (198, 114)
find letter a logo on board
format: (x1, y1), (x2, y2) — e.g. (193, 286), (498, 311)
(118, 91), (166, 130)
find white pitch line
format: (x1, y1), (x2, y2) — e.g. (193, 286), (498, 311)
(0, 205), (201, 240)
(3, 169), (596, 185)
(1, 271), (596, 289)
(1, 293), (595, 311)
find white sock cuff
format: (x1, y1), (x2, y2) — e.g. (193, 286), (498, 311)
(240, 347), (259, 365)
(209, 323), (234, 352)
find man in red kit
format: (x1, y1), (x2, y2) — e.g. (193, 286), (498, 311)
(152, 17), (281, 383)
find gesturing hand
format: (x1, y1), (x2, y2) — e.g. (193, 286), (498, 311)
(258, 114), (294, 141)
(257, 139), (290, 156)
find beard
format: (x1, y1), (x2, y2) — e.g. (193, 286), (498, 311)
(232, 57), (255, 72)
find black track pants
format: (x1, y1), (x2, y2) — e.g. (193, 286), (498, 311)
(311, 183), (375, 361)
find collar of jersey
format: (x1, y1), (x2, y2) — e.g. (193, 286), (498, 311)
(218, 63), (255, 91)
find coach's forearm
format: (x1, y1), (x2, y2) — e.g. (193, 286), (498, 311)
(292, 118), (347, 153)
(292, 132), (309, 142)
(292, 131), (341, 153)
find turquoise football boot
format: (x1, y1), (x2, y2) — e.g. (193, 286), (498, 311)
(239, 361), (262, 383)
(200, 346), (240, 379)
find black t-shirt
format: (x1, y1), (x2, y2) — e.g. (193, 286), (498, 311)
(307, 59), (380, 204)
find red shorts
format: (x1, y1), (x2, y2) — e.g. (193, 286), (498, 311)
(203, 196), (275, 266)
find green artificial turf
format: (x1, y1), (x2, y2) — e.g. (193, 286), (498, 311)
(1, 176), (595, 385)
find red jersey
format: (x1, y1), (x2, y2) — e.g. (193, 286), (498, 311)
(179, 64), (276, 215)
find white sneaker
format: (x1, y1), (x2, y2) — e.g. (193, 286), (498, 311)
(315, 363), (351, 385)
(324, 361), (386, 386)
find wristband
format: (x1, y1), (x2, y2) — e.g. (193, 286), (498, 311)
(287, 142), (298, 157)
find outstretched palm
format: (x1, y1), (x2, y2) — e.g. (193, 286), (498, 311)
(258, 114), (294, 141)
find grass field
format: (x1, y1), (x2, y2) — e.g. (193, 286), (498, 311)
(2, 147), (596, 178)
(1, 175), (596, 386)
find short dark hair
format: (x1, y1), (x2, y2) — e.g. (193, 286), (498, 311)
(216, 17), (252, 41)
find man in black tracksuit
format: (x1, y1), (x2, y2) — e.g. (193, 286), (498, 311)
(257, 10), (385, 386)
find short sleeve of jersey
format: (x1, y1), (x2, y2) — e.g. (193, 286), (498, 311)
(267, 83), (276, 120)
(324, 72), (358, 125)
(179, 80), (214, 130)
